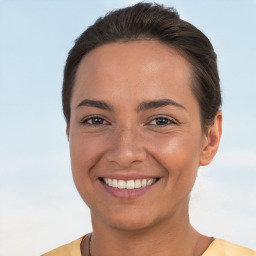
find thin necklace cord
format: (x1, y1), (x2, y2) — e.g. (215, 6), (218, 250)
(88, 233), (92, 256)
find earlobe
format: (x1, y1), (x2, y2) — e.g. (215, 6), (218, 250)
(200, 111), (222, 166)
(66, 125), (70, 141)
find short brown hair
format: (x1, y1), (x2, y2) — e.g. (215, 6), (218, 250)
(62, 2), (221, 129)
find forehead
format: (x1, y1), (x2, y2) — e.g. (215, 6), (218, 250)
(72, 40), (195, 107)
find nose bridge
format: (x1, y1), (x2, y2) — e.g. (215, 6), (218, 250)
(117, 125), (137, 150)
(106, 123), (146, 166)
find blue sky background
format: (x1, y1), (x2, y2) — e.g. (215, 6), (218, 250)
(0, 0), (255, 255)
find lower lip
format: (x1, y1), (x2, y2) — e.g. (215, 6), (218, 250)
(100, 180), (158, 200)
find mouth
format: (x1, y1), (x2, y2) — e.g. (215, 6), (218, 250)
(99, 177), (160, 190)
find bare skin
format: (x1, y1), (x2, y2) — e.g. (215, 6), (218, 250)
(68, 40), (222, 256)
(81, 219), (214, 256)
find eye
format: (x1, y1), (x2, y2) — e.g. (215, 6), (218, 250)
(148, 117), (176, 126)
(81, 116), (109, 126)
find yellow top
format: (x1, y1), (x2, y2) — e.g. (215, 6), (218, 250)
(41, 236), (256, 256)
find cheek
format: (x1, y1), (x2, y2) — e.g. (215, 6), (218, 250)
(70, 134), (104, 171)
(69, 134), (104, 195)
(149, 132), (202, 178)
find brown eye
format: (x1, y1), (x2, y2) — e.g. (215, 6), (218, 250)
(149, 117), (175, 126)
(82, 116), (108, 126)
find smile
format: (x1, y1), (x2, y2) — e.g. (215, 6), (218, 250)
(101, 178), (158, 189)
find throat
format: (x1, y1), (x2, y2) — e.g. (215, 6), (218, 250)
(85, 221), (212, 256)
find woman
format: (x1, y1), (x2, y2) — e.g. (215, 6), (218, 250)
(42, 3), (255, 256)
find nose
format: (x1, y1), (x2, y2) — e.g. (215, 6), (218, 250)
(105, 126), (147, 168)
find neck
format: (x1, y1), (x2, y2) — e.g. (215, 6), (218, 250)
(85, 204), (212, 256)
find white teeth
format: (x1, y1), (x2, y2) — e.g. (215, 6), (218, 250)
(147, 179), (154, 185)
(142, 179), (147, 187)
(112, 179), (118, 188)
(117, 180), (126, 189)
(126, 180), (135, 189)
(103, 178), (157, 189)
(134, 179), (142, 188)
(107, 178), (112, 186)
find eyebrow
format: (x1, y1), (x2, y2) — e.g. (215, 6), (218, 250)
(136, 98), (186, 112)
(76, 99), (114, 111)
(76, 98), (185, 112)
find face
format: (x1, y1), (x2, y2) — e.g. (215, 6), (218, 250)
(68, 40), (211, 231)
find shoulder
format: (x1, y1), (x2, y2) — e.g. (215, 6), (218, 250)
(41, 236), (85, 256)
(203, 238), (256, 256)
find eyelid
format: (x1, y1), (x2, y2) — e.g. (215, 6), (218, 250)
(147, 115), (178, 126)
(80, 115), (110, 126)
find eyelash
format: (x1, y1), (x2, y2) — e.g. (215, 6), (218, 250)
(148, 116), (177, 126)
(81, 115), (109, 126)
(81, 115), (177, 127)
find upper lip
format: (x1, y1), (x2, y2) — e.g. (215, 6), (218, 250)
(99, 173), (160, 181)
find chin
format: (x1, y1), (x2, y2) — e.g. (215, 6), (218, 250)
(92, 205), (167, 233)
(107, 217), (155, 232)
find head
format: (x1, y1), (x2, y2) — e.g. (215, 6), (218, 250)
(63, 2), (221, 132)
(63, 3), (222, 232)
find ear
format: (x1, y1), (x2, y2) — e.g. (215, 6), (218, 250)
(200, 110), (222, 166)
(66, 124), (70, 141)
